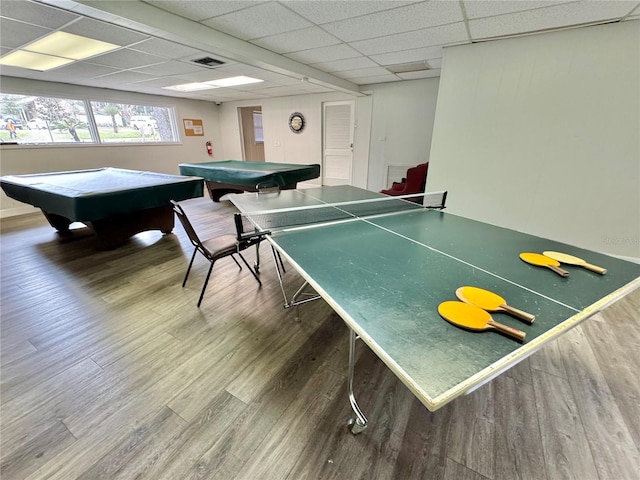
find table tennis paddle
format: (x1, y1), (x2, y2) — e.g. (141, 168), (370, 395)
(438, 301), (526, 342)
(519, 252), (569, 277)
(455, 286), (535, 324)
(542, 251), (607, 275)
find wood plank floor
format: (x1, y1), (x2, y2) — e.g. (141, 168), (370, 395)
(1, 196), (638, 480)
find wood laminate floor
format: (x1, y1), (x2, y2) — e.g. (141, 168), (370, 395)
(1, 196), (638, 480)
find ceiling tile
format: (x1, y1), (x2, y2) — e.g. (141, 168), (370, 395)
(322, 1), (464, 42)
(350, 22), (469, 55)
(167, 69), (238, 82)
(347, 73), (400, 85)
(0, 0), (80, 29)
(282, 0), (419, 25)
(129, 37), (202, 59)
(335, 66), (392, 79)
(202, 2), (311, 41)
(0, 18), (51, 49)
(49, 61), (120, 78)
(129, 76), (190, 88)
(251, 27), (341, 54)
(309, 56), (378, 73)
(469, 1), (639, 39)
(463, 0), (575, 20)
(62, 17), (150, 46)
(369, 45), (444, 65)
(132, 60), (205, 76)
(396, 69), (441, 80)
(284, 43), (362, 63)
(142, 0), (259, 21)
(214, 63), (272, 76)
(94, 70), (157, 84)
(88, 48), (165, 69)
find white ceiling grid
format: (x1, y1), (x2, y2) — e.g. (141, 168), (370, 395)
(0, 0), (637, 102)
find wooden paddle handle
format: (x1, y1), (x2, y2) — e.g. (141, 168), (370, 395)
(546, 264), (569, 277)
(488, 320), (526, 342)
(583, 262), (607, 275)
(501, 304), (536, 324)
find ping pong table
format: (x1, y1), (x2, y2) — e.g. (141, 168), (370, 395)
(230, 185), (640, 434)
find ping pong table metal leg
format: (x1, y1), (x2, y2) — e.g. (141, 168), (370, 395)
(347, 328), (368, 435)
(270, 245), (320, 320)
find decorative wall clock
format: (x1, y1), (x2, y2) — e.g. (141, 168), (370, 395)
(288, 112), (305, 133)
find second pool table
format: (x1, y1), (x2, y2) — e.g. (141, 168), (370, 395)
(178, 160), (321, 201)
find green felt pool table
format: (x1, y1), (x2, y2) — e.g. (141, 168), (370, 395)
(178, 160), (321, 201)
(0, 168), (203, 249)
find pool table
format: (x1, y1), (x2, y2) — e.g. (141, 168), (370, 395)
(178, 160), (321, 202)
(0, 168), (203, 249)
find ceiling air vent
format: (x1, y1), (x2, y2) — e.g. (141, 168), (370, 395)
(191, 57), (225, 68)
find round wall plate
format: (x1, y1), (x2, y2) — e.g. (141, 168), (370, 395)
(289, 112), (305, 133)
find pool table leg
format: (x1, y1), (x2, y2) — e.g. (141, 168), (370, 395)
(205, 181), (299, 202)
(42, 211), (72, 232)
(87, 204), (175, 249)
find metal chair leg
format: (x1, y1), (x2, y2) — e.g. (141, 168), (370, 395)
(230, 254), (242, 270)
(197, 261), (215, 307)
(183, 248), (198, 287)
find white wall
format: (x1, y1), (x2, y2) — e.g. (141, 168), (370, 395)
(0, 77), (220, 216)
(216, 91), (372, 188)
(428, 21), (640, 260)
(364, 78), (440, 191)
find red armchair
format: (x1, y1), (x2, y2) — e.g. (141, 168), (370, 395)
(381, 162), (428, 197)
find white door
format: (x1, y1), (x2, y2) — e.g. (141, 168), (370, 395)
(323, 101), (355, 185)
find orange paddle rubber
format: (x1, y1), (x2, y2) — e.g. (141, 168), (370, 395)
(519, 252), (569, 277)
(438, 301), (526, 342)
(456, 286), (535, 324)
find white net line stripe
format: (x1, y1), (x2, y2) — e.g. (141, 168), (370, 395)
(240, 191), (446, 231)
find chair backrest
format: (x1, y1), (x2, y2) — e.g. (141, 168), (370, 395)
(404, 162), (429, 193)
(171, 200), (205, 251)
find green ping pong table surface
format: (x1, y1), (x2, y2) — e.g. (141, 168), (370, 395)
(230, 185), (639, 433)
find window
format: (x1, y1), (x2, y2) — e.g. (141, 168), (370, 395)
(88, 102), (176, 143)
(253, 111), (264, 143)
(1, 93), (179, 145)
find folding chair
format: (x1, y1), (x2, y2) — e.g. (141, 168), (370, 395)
(171, 200), (266, 307)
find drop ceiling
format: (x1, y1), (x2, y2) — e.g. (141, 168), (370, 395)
(0, 0), (638, 103)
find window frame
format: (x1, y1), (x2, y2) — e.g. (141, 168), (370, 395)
(0, 89), (181, 147)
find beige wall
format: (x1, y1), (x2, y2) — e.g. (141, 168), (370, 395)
(428, 21), (640, 260)
(216, 90), (373, 189)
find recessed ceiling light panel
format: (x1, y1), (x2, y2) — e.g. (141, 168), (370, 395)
(205, 76), (263, 87)
(0, 50), (74, 71)
(25, 31), (120, 60)
(163, 82), (220, 92)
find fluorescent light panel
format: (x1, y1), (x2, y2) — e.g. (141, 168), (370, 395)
(0, 50), (74, 70)
(25, 32), (119, 60)
(205, 76), (263, 87)
(0, 31), (119, 71)
(164, 76), (263, 92)
(164, 82), (220, 92)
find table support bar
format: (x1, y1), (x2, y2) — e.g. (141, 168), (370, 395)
(347, 328), (368, 434)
